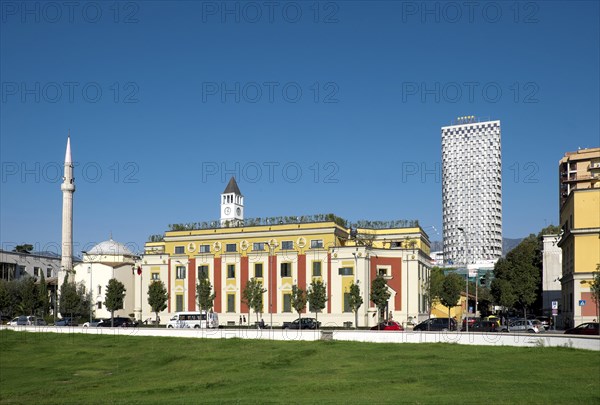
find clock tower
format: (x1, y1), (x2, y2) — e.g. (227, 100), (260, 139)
(220, 177), (244, 227)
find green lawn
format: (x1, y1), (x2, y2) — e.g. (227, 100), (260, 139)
(1, 330), (599, 404)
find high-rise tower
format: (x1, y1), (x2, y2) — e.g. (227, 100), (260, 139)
(442, 117), (502, 265)
(60, 136), (75, 282)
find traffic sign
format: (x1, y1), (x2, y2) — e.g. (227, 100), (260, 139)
(579, 300), (586, 306)
(551, 300), (558, 310)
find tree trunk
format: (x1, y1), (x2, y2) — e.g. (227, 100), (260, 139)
(111, 310), (114, 327)
(354, 310), (358, 329)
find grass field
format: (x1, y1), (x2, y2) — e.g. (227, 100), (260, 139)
(1, 330), (599, 404)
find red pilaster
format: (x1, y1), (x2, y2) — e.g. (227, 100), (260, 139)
(298, 254), (306, 313)
(188, 258), (196, 311)
(213, 257), (222, 313)
(327, 253), (332, 313)
(269, 254), (277, 313)
(240, 256), (249, 313)
(370, 256), (403, 310)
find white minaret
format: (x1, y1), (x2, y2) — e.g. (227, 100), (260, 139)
(60, 135), (75, 282)
(220, 177), (244, 227)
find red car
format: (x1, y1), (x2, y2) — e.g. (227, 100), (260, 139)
(564, 322), (599, 335)
(371, 321), (404, 331)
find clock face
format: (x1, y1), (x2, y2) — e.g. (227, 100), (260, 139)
(236, 207), (241, 216)
(224, 207), (231, 215)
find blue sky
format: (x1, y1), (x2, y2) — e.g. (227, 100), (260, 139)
(1, 1), (599, 255)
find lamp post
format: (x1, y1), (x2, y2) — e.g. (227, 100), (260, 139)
(88, 265), (92, 323)
(458, 227), (469, 332)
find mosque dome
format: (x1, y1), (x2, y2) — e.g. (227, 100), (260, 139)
(87, 238), (135, 256)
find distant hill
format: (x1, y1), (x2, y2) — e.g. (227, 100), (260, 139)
(430, 238), (524, 257)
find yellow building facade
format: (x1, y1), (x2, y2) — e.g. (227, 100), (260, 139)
(139, 221), (432, 328)
(137, 178), (432, 327)
(558, 187), (600, 327)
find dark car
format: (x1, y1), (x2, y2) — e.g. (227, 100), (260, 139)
(98, 317), (138, 327)
(461, 317), (480, 330)
(282, 318), (320, 330)
(371, 321), (404, 331)
(413, 318), (457, 331)
(564, 322), (600, 335)
(463, 320), (499, 332)
(55, 317), (78, 326)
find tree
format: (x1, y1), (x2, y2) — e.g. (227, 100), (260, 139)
(242, 278), (266, 324)
(370, 275), (391, 327)
(0, 280), (14, 318)
(591, 264), (600, 326)
(424, 267), (445, 320)
(13, 244), (33, 254)
(491, 235), (539, 318)
(196, 278), (216, 327)
(58, 275), (82, 317)
(439, 273), (463, 323)
(290, 285), (307, 327)
(17, 276), (38, 316)
(307, 280), (327, 327)
(147, 280), (168, 325)
(347, 281), (363, 329)
(105, 278), (126, 327)
(37, 273), (50, 318)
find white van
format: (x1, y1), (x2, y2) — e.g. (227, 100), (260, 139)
(166, 311), (219, 329)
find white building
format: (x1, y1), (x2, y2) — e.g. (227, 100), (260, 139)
(441, 116), (502, 265)
(74, 239), (138, 319)
(542, 234), (562, 318)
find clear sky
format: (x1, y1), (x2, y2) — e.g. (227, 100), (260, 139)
(1, 1), (599, 255)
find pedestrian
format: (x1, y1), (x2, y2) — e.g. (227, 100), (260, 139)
(239, 315), (242, 325)
(243, 315), (246, 324)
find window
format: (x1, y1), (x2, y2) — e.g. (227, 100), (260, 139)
(254, 263), (263, 278)
(176, 266), (186, 279)
(253, 242), (265, 251)
(226, 243), (237, 252)
(46, 268), (52, 278)
(197, 265), (208, 280)
(175, 246), (185, 254)
(283, 294), (292, 312)
(378, 267), (390, 277)
(33, 267), (41, 277)
(151, 273), (160, 281)
(338, 267), (353, 276)
(312, 261), (322, 277)
(281, 241), (293, 250)
(343, 293), (352, 313)
(199, 245), (210, 253)
(310, 240), (323, 249)
(280, 262), (291, 277)
(227, 294), (235, 312)
(98, 286), (102, 295)
(176, 295), (183, 312)
(97, 302), (102, 309)
(227, 264), (235, 279)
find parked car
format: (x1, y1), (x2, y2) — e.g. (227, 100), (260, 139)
(564, 322), (600, 335)
(461, 317), (479, 330)
(463, 320), (500, 332)
(8, 316), (30, 326)
(413, 318), (457, 331)
(82, 319), (105, 328)
(282, 317), (320, 330)
(33, 317), (47, 326)
(371, 321), (404, 331)
(55, 317), (78, 326)
(98, 317), (137, 327)
(502, 319), (540, 333)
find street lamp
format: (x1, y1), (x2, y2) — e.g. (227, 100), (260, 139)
(458, 227), (469, 332)
(88, 265), (92, 323)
